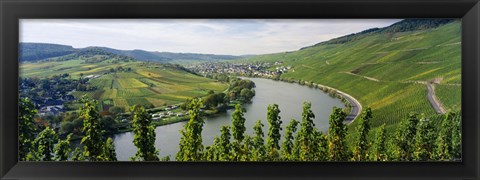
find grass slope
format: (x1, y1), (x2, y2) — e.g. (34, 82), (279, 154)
(239, 21), (461, 131)
(20, 59), (228, 111)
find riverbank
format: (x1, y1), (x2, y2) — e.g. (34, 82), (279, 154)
(294, 81), (362, 124)
(319, 85), (362, 124)
(241, 76), (363, 125)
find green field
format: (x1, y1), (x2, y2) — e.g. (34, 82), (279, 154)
(238, 21), (461, 131)
(20, 60), (228, 111)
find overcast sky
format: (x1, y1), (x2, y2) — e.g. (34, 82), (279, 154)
(20, 19), (401, 55)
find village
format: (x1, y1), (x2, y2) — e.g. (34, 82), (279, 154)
(187, 61), (292, 78)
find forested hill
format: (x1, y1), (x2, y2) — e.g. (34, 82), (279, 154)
(19, 43), (77, 62)
(19, 43), (242, 63)
(47, 47), (136, 63)
(238, 19), (461, 130)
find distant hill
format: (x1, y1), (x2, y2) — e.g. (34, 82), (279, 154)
(19, 43), (76, 62)
(302, 18), (456, 49)
(98, 47), (242, 62)
(19, 43), (242, 63)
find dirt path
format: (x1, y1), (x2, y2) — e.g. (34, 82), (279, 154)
(426, 82), (446, 114)
(301, 64), (314, 69)
(342, 72), (380, 82)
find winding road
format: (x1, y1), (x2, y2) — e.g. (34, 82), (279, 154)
(336, 89), (362, 124)
(316, 84), (362, 124)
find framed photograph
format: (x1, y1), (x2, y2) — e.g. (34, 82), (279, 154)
(1, 0), (479, 179)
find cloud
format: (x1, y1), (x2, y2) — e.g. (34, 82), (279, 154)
(20, 19), (401, 55)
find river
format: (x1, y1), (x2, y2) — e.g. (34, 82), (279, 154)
(112, 77), (345, 161)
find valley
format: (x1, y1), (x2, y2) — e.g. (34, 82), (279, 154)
(18, 18), (462, 162)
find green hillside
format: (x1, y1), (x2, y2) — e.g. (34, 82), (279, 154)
(20, 53), (228, 111)
(238, 20), (461, 130)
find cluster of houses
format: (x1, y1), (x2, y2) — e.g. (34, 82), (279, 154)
(83, 74), (102, 79)
(38, 104), (64, 116)
(151, 111), (188, 121)
(189, 61), (292, 78)
(36, 99), (74, 116)
(118, 105), (188, 123)
(275, 66), (292, 73)
(151, 105), (187, 121)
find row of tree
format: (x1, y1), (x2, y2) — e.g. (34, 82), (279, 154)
(20, 96), (461, 161)
(175, 99), (461, 161)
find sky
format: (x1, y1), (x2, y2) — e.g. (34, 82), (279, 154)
(20, 19), (401, 56)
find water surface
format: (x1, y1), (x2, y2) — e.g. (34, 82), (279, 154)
(113, 77), (345, 160)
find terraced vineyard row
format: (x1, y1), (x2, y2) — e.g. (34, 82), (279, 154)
(435, 84), (462, 111)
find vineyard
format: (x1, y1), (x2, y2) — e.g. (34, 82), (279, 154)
(435, 84), (462, 111)
(240, 21), (461, 131)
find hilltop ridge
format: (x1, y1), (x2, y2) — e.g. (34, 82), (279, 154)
(19, 43), (243, 63)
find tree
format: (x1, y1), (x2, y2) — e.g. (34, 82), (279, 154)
(433, 113), (453, 160)
(80, 96), (105, 161)
(54, 134), (72, 161)
(281, 119), (299, 161)
(32, 127), (58, 161)
(413, 117), (436, 161)
(394, 112), (420, 160)
(251, 120), (266, 161)
(265, 104), (282, 160)
(328, 106), (348, 161)
(371, 124), (388, 161)
(103, 138), (117, 161)
(352, 107), (372, 161)
(100, 116), (116, 131)
(240, 88), (255, 101)
(312, 131), (329, 161)
(130, 105), (159, 161)
(216, 126), (232, 161)
(203, 145), (216, 161)
(231, 104), (247, 142)
(230, 104), (247, 161)
(19, 98), (38, 161)
(450, 112), (462, 160)
(71, 147), (84, 161)
(434, 112), (461, 160)
(176, 99), (205, 161)
(294, 102), (317, 161)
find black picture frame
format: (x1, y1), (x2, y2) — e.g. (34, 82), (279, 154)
(1, 0), (479, 180)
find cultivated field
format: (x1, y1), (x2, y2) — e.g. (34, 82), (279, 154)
(20, 60), (228, 111)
